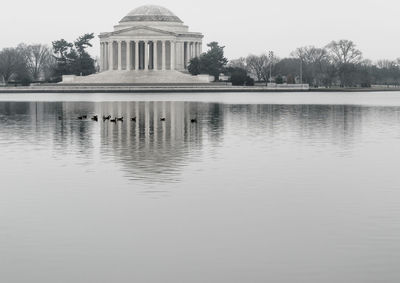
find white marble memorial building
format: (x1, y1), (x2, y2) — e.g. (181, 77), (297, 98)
(63, 5), (209, 84)
(100, 5), (203, 72)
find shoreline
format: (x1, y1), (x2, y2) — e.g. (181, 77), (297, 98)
(0, 85), (399, 94)
(2, 90), (400, 107)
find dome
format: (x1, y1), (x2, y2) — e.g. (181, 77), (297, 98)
(120, 5), (183, 23)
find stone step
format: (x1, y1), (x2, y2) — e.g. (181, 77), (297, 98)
(63, 70), (211, 84)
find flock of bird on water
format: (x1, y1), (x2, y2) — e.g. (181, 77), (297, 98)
(61, 115), (198, 123)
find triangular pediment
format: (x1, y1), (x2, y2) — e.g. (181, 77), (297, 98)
(110, 26), (176, 37)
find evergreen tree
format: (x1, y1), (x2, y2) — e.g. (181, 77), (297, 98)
(188, 57), (201, 75)
(188, 42), (228, 81)
(52, 33), (96, 79)
(74, 33), (96, 76)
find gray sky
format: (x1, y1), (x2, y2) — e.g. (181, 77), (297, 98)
(1, 0), (399, 61)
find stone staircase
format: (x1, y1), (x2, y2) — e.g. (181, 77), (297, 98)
(62, 70), (211, 84)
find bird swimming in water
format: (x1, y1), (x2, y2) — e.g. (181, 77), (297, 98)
(160, 118), (166, 121)
(103, 115), (111, 121)
(116, 117), (124, 122)
(91, 115), (98, 121)
(131, 117), (137, 122)
(110, 118), (117, 123)
(191, 118), (197, 123)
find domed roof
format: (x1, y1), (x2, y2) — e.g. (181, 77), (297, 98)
(120, 5), (183, 23)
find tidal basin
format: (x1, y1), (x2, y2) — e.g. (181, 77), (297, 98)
(0, 92), (400, 283)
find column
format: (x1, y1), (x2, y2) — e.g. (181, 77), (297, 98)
(100, 42), (105, 71)
(184, 42), (187, 69)
(186, 42), (189, 67)
(154, 41), (158, 71)
(109, 41), (113, 71)
(135, 41), (139, 70)
(179, 42), (184, 70)
(105, 43), (108, 70)
(161, 41), (166, 71)
(150, 41), (154, 70)
(100, 43), (103, 71)
(104, 43), (107, 69)
(144, 41), (149, 70)
(126, 41), (131, 71)
(171, 41), (175, 70)
(118, 41), (122, 70)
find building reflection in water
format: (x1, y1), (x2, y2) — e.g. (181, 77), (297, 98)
(95, 101), (220, 183)
(59, 101), (224, 184)
(1, 101), (399, 184)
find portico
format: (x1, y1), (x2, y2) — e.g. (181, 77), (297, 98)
(100, 39), (202, 72)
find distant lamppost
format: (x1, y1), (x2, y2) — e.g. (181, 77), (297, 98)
(268, 51), (274, 83)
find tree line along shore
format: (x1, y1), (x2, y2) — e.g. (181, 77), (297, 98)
(0, 34), (400, 89)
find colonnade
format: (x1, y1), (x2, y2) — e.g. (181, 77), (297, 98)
(100, 40), (202, 72)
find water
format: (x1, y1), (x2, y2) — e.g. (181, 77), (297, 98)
(0, 92), (400, 283)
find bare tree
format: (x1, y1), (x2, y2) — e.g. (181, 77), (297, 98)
(246, 54), (268, 82)
(292, 46), (329, 65)
(376, 59), (396, 69)
(325, 40), (363, 87)
(262, 53), (280, 83)
(0, 48), (26, 83)
(228, 57), (246, 69)
(362, 59), (373, 67)
(291, 46), (330, 86)
(18, 44), (55, 81)
(326, 40), (362, 65)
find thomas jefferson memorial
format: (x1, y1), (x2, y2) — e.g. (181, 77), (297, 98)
(100, 5), (203, 72)
(65, 5), (209, 84)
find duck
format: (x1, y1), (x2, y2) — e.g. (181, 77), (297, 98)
(78, 115), (88, 120)
(191, 118), (197, 123)
(110, 118), (117, 123)
(103, 115), (111, 121)
(91, 115), (98, 121)
(160, 118), (166, 121)
(116, 117), (124, 122)
(131, 117), (137, 122)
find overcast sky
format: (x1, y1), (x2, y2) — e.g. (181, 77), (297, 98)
(1, 0), (399, 61)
